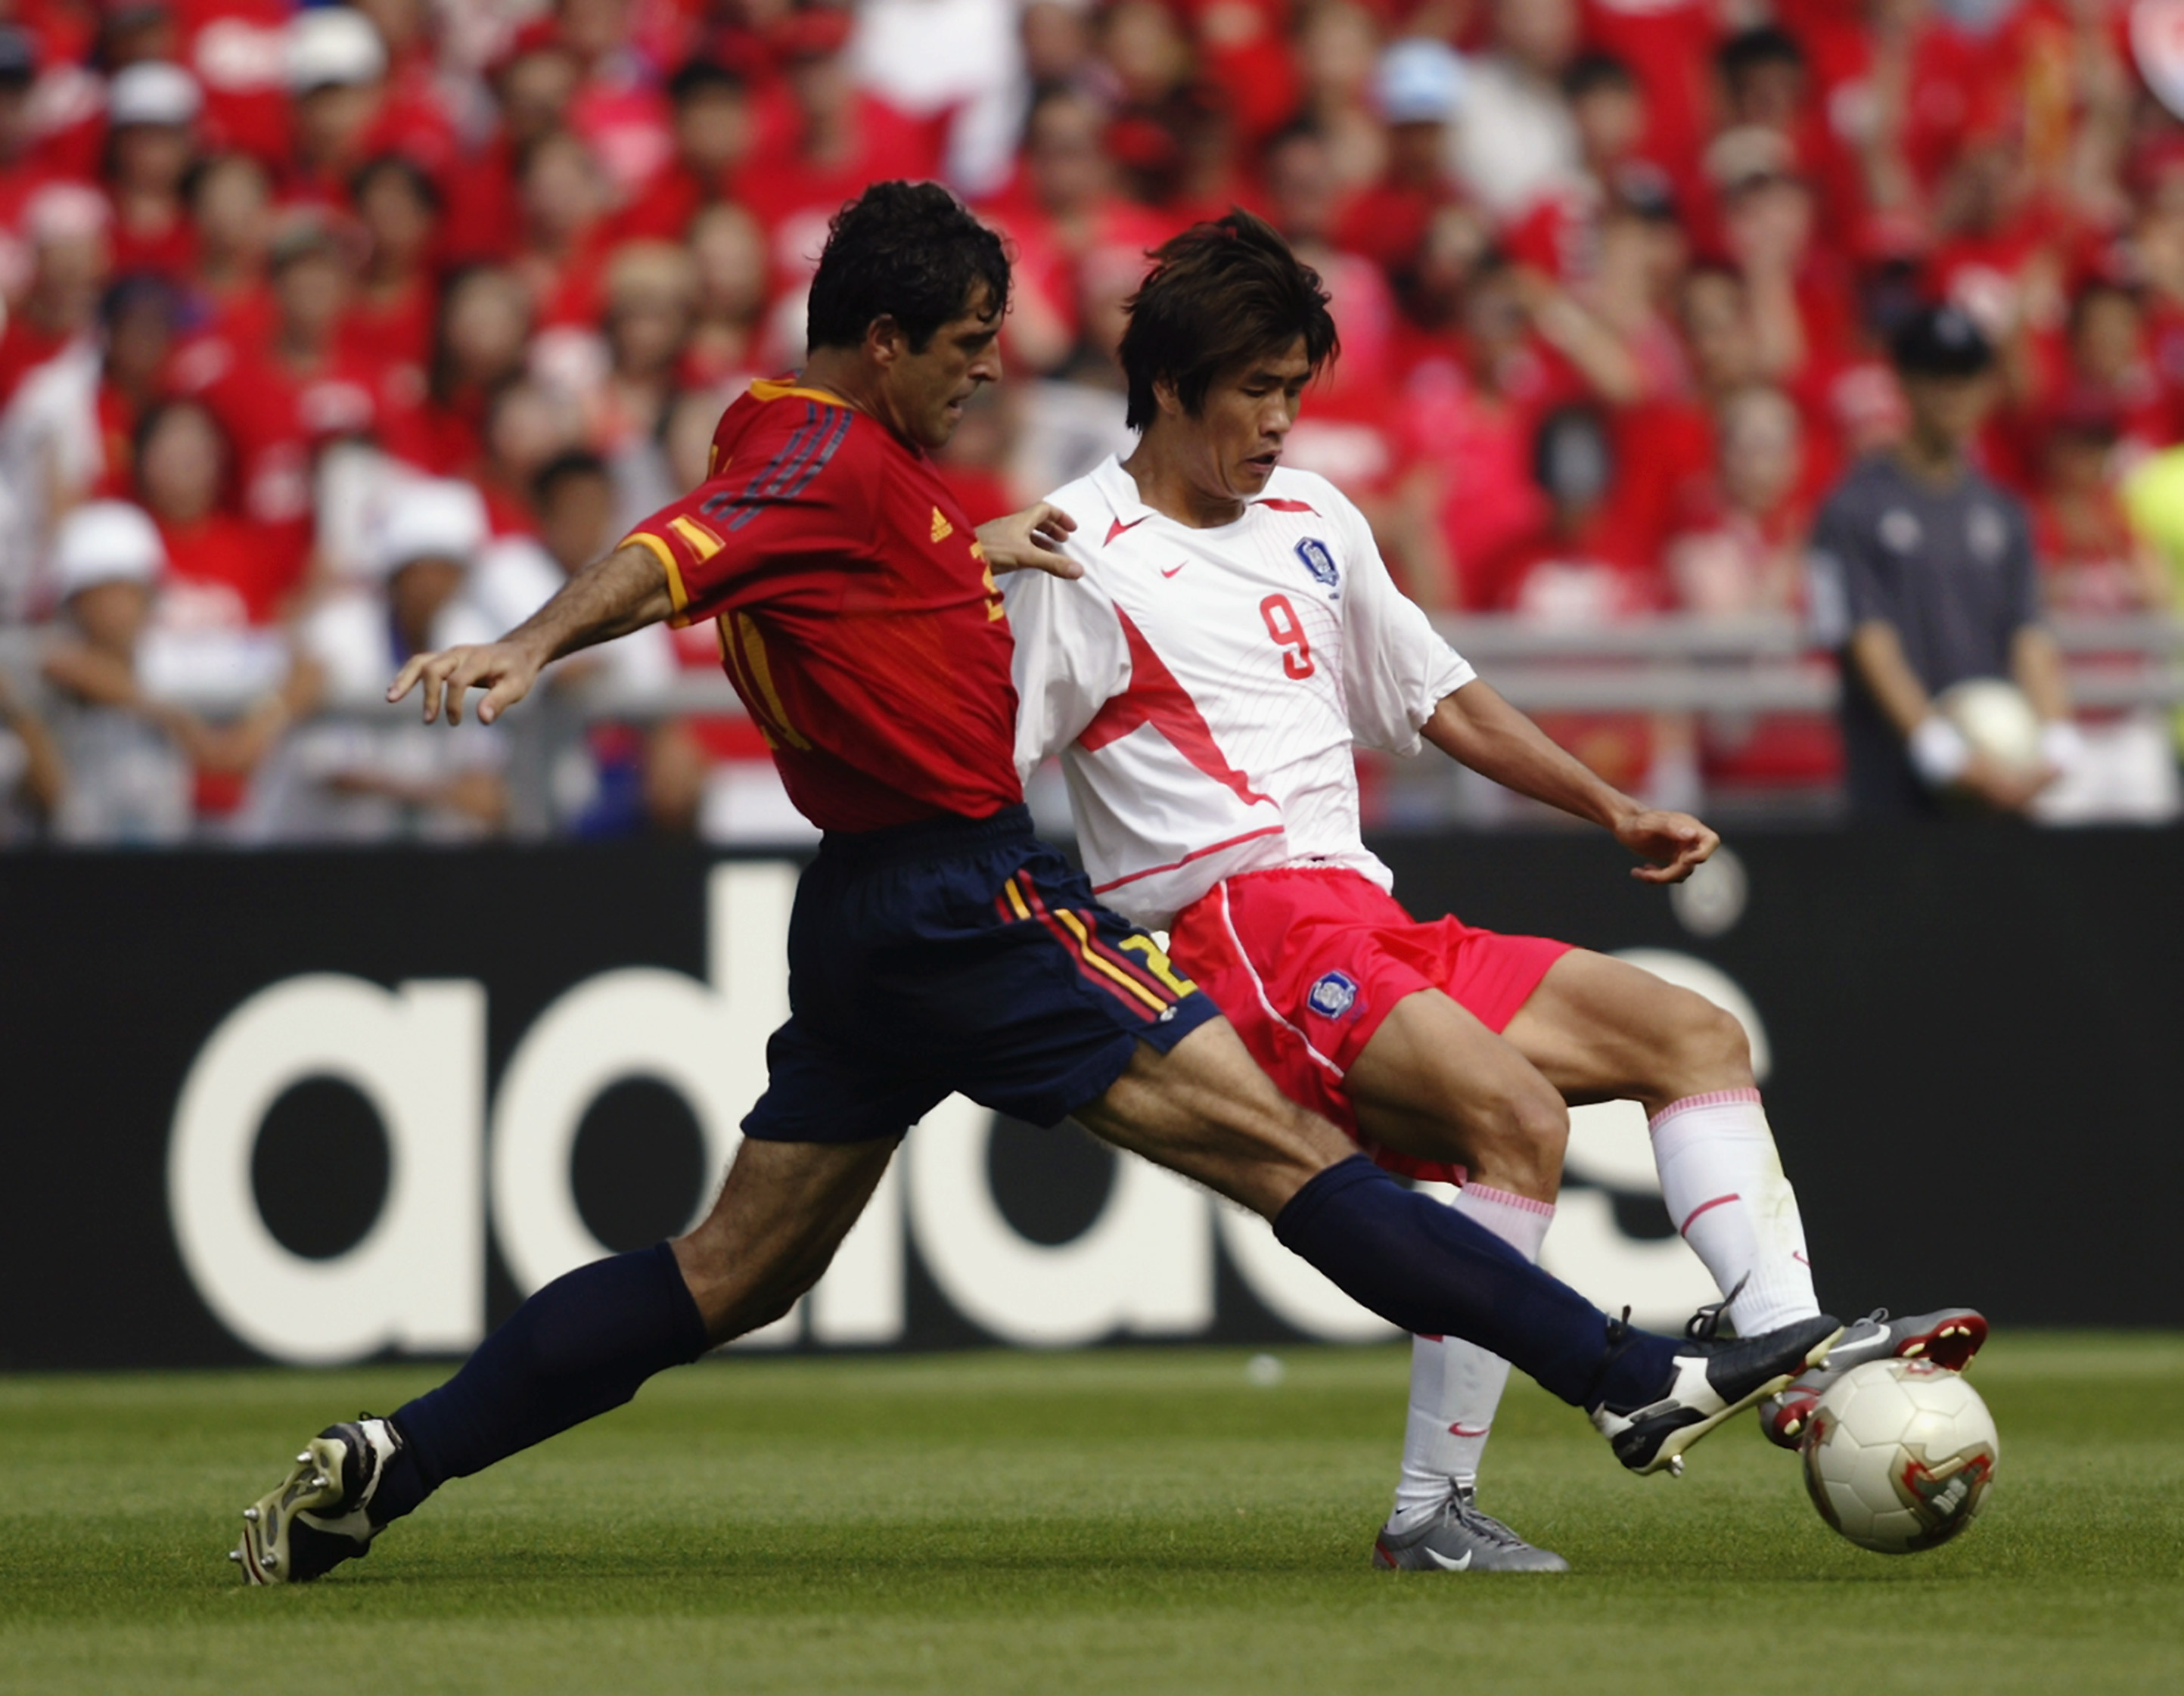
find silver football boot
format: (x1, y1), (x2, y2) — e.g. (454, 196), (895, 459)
(231, 1416), (404, 1584)
(1372, 1488), (1570, 1573)
(1760, 1306), (1988, 1449)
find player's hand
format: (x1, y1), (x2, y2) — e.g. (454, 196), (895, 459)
(1957, 753), (2055, 814)
(977, 502), (1080, 579)
(1613, 808), (1719, 884)
(387, 639), (545, 726)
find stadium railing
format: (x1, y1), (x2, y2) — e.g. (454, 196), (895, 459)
(3, 616), (2179, 837)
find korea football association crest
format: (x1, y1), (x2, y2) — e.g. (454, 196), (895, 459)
(1306, 969), (1360, 1020)
(1294, 536), (1340, 592)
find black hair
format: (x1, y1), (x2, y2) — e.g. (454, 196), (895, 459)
(667, 57), (745, 103)
(1563, 51), (1636, 101)
(130, 394), (227, 477)
(181, 149), (269, 215)
(533, 448), (613, 506)
(350, 151), (443, 216)
(1530, 403), (1614, 504)
(804, 181), (1011, 353)
(1118, 208), (1338, 433)
(1717, 26), (1806, 85)
(2067, 275), (2137, 337)
(99, 272), (178, 331)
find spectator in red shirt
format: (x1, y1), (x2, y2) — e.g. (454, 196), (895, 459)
(555, 0), (676, 203)
(1579, 0), (1720, 191)
(176, 0), (296, 165)
(281, 5), (391, 208)
(1667, 384), (1810, 620)
(513, 128), (614, 331)
(133, 394), (288, 626)
(979, 86), (1169, 375)
(171, 150), (275, 392)
(385, 265), (535, 481)
(614, 59), (753, 244)
(683, 203), (772, 389)
(481, 377), (587, 539)
(195, 216), (382, 585)
(1664, 383), (1841, 794)
(345, 152), (441, 386)
(0, 23), (54, 303)
(1338, 37), (1468, 287)
(738, 6), (943, 294)
(101, 61), (202, 282)
(1479, 400), (1662, 621)
(0, 185), (109, 411)
(1290, 0), (1389, 203)
(589, 240), (695, 465)
(1479, 400), (1670, 796)
(1400, 247), (1558, 607)
(2032, 393), (2170, 619)
(443, 30), (581, 267)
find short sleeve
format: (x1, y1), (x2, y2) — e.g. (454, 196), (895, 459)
(1812, 491), (1893, 635)
(1002, 555), (1130, 784)
(2005, 501), (2043, 633)
(1331, 489), (1474, 754)
(620, 406), (869, 627)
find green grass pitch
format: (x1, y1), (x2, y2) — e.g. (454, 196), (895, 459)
(3, 1334), (2179, 1694)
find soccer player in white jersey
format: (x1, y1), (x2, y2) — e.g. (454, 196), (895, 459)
(1006, 212), (1986, 1573)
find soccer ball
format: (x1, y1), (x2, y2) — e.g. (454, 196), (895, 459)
(1936, 678), (2043, 775)
(1800, 1359), (1999, 1555)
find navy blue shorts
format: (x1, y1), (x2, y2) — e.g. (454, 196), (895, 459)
(741, 806), (1221, 1143)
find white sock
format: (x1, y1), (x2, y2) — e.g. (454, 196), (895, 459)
(1390, 1184), (1554, 1532)
(1649, 1089), (1819, 1337)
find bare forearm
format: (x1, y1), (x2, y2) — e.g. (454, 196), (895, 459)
(1421, 680), (1639, 830)
(1845, 620), (1934, 738)
(505, 544), (675, 663)
(2012, 625), (2071, 722)
(2, 702), (64, 814)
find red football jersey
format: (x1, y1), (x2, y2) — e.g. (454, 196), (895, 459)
(621, 380), (1024, 834)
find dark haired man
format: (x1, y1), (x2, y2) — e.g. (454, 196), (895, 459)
(231, 184), (1838, 1585)
(1009, 210), (1978, 1572)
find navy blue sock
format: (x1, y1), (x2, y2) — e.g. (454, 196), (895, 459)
(1273, 1157), (1676, 1408)
(374, 1243), (709, 1523)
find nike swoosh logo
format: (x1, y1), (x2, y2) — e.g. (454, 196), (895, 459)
(1161, 564), (1186, 577)
(1449, 1424), (1491, 1438)
(1425, 1548), (1474, 1572)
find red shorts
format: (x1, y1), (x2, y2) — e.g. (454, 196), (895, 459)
(1167, 865), (1572, 1183)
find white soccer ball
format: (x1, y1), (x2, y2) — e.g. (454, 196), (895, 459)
(1800, 1359), (1999, 1555)
(1937, 678), (2043, 775)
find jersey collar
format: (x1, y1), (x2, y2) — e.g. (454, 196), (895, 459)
(1090, 455), (1158, 545)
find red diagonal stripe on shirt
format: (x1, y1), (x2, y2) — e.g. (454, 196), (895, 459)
(1076, 606), (1273, 809)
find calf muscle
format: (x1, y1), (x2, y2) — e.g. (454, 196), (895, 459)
(673, 1136), (900, 1344)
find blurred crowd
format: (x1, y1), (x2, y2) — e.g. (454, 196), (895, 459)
(2, 0), (2183, 845)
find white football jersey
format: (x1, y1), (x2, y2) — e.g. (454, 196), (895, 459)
(1008, 456), (1474, 928)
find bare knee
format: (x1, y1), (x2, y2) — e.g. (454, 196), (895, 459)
(1470, 1068), (1568, 1193)
(1656, 992), (1754, 1101)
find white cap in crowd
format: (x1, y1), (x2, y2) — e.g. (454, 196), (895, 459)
(289, 7), (387, 93)
(372, 478), (488, 576)
(107, 61), (201, 129)
(1377, 39), (1466, 127)
(52, 502), (166, 600)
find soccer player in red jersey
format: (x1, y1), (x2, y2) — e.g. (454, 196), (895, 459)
(230, 185), (1840, 1585)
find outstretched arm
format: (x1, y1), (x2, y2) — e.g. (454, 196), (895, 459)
(387, 543), (674, 725)
(1421, 679), (1718, 883)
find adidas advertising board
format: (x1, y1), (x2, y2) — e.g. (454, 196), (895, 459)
(2, 830), (2178, 1367)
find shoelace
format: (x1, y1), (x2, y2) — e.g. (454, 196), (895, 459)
(1449, 1493), (1530, 1550)
(1682, 1273), (1753, 1343)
